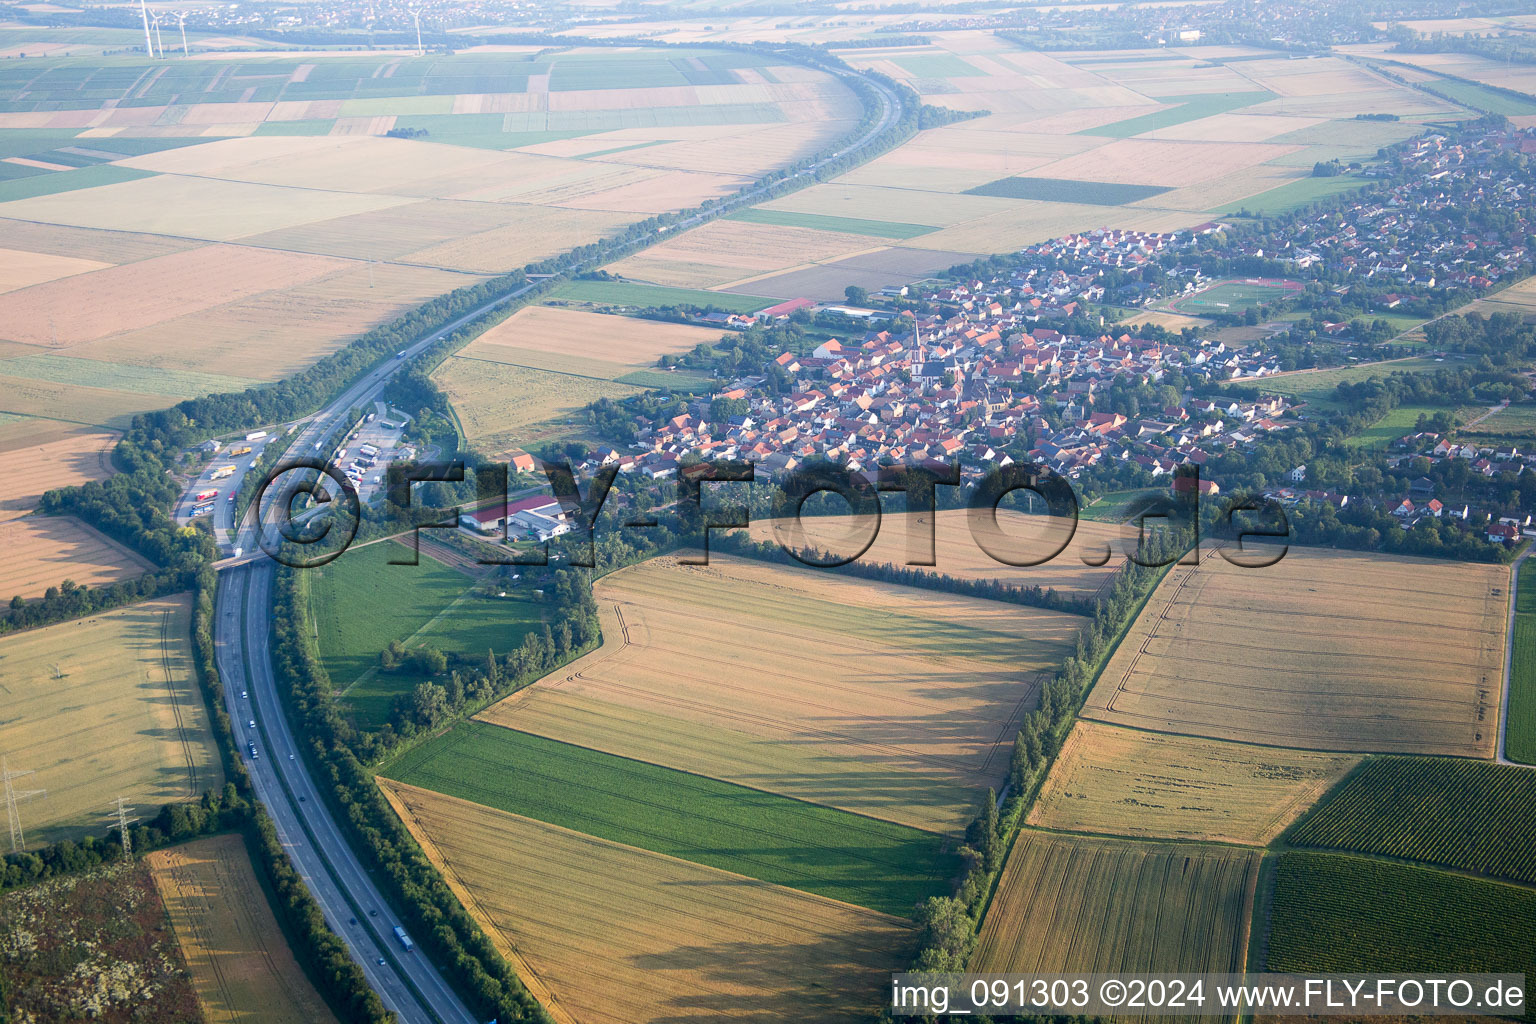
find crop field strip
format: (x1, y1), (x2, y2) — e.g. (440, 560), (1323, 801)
(971, 829), (1260, 1017)
(747, 509), (1130, 605)
(1509, 562), (1536, 764)
(483, 553), (1083, 832)
(0, 595), (223, 845)
(0, 424), (116, 519)
(0, 514), (154, 600)
(1284, 756), (1536, 885)
(1264, 851), (1536, 1015)
(1081, 547), (1508, 757)
(146, 834), (340, 1024)
(381, 780), (913, 1024)
(384, 721), (956, 917)
(1028, 721), (1359, 845)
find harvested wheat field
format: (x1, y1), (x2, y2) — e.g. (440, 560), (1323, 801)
(0, 425), (116, 521)
(147, 834), (339, 1024)
(0, 247), (111, 295)
(1082, 547), (1509, 757)
(381, 780), (912, 1024)
(608, 219), (883, 289)
(399, 205), (637, 273)
(69, 262), (493, 381)
(0, 219), (204, 266)
(1026, 138), (1299, 188)
(433, 356), (646, 457)
(0, 174), (411, 242)
(749, 508), (1129, 604)
(1028, 721), (1360, 845)
(0, 596), (222, 846)
(0, 515), (152, 601)
(972, 830), (1259, 986)
(482, 553), (1082, 832)
(460, 305), (720, 374)
(0, 244), (348, 347)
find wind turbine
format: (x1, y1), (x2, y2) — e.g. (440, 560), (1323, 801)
(150, 11), (165, 59)
(138, 0), (155, 58)
(177, 11), (189, 57)
(411, 8), (423, 56)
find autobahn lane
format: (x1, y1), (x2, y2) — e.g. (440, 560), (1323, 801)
(204, 63), (912, 1021)
(219, 562), (481, 1024)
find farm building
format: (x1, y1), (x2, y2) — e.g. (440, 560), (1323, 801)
(461, 496), (571, 537)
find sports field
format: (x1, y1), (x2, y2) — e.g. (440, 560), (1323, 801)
(1029, 721), (1359, 845)
(1265, 852), (1536, 989)
(971, 831), (1259, 983)
(382, 780), (913, 1024)
(1169, 277), (1301, 314)
(482, 552), (1084, 832)
(382, 722), (955, 916)
(147, 834), (339, 1024)
(0, 596), (223, 846)
(1081, 548), (1509, 757)
(307, 539), (544, 729)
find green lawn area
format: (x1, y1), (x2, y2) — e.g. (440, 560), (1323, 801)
(382, 720), (958, 917)
(1508, 562), (1536, 765)
(965, 175), (1171, 205)
(308, 539), (544, 728)
(1343, 403), (1451, 450)
(548, 280), (773, 313)
(1077, 91), (1274, 138)
(1265, 852), (1536, 997)
(725, 207), (938, 240)
(1080, 488), (1163, 523)
(1224, 356), (1448, 411)
(1222, 174), (1372, 217)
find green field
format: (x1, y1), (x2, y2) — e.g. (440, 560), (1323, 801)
(1171, 279), (1300, 314)
(383, 721), (957, 916)
(548, 280), (774, 313)
(1508, 562), (1536, 764)
(0, 164), (155, 203)
(307, 540), (543, 728)
(1223, 356), (1448, 411)
(0, 354), (262, 399)
(893, 54), (984, 78)
(1266, 851), (1536, 1010)
(1285, 757), (1536, 885)
(1079, 488), (1164, 523)
(1224, 174), (1372, 217)
(1343, 403), (1455, 450)
(1430, 77), (1536, 116)
(1466, 402), (1536, 439)
(965, 175), (1171, 205)
(725, 207), (938, 240)
(1078, 91), (1274, 138)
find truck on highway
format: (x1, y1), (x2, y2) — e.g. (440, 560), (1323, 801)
(393, 926), (414, 952)
(230, 445), (253, 457)
(191, 505), (213, 517)
(245, 430), (268, 442)
(359, 444), (380, 458)
(211, 465), (237, 480)
(196, 490), (218, 502)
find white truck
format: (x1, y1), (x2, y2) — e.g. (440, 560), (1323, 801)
(211, 465), (237, 480)
(245, 430), (268, 442)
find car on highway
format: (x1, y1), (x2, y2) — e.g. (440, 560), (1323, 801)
(241, 690), (247, 699)
(377, 958), (386, 966)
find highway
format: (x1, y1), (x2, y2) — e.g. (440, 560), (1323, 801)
(218, 565), (479, 1023)
(206, 63), (908, 1024)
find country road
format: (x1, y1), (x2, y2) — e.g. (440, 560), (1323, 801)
(206, 61), (909, 1023)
